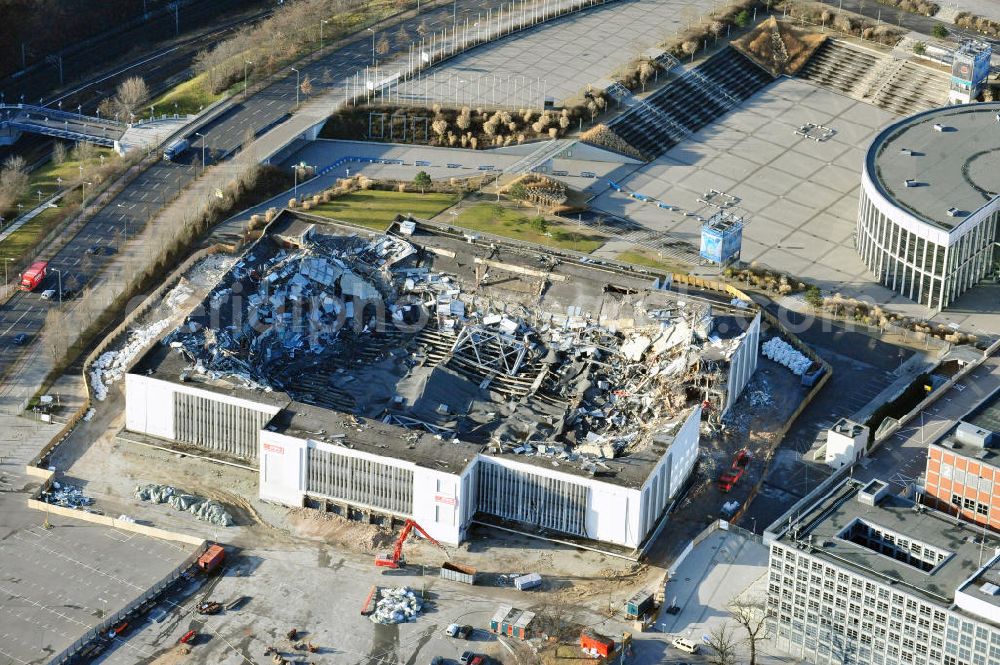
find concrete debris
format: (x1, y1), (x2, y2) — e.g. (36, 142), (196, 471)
(42, 482), (94, 508)
(370, 587), (423, 624)
(133, 484), (234, 526)
(761, 337), (811, 375)
(152, 223), (757, 469)
(90, 318), (172, 400)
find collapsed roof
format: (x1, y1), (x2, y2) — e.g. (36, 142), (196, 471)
(145, 216), (758, 470)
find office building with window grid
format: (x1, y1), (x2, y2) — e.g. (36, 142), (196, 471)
(766, 477), (1000, 665)
(857, 103), (1000, 310)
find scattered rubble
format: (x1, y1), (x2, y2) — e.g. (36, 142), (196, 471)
(41, 482), (93, 508)
(91, 318), (172, 400)
(370, 586), (423, 624)
(149, 222), (758, 474)
(134, 484), (234, 526)
(761, 336), (811, 375)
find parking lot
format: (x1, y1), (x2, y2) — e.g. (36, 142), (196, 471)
(0, 414), (195, 665)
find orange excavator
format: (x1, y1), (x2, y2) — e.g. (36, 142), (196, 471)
(375, 518), (448, 569)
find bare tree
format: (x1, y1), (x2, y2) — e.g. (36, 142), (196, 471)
(376, 34), (391, 57)
(730, 595), (769, 665)
(115, 76), (149, 120)
(97, 97), (117, 120)
(52, 142), (68, 165)
(300, 75), (313, 97)
(0, 155), (29, 211)
(705, 622), (740, 665)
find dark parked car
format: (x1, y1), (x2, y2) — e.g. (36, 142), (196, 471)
(12, 333), (29, 345)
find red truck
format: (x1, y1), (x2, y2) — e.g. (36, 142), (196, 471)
(718, 448), (752, 493)
(19, 261), (47, 291)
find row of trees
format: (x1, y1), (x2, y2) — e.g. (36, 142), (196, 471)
(704, 595), (769, 665)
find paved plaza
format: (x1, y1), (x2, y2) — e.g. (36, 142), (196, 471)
(589, 77), (912, 304)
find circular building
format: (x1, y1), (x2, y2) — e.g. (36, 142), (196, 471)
(858, 103), (1000, 310)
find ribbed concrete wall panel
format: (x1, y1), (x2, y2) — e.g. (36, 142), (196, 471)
(305, 446), (413, 515)
(172, 391), (270, 460)
(475, 459), (588, 536)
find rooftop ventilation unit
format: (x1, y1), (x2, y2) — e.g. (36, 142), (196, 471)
(900, 148), (913, 156)
(956, 421), (993, 448)
(858, 479), (890, 506)
(934, 123), (945, 132)
(904, 179), (917, 188)
(981, 582), (1000, 596)
(947, 207), (961, 217)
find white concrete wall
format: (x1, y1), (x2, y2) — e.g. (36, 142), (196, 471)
(724, 313), (760, 415)
(639, 405), (701, 537)
(125, 373), (176, 440)
(258, 429), (308, 507)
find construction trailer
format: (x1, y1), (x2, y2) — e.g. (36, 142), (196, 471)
(489, 605), (535, 640)
(123, 214), (762, 549)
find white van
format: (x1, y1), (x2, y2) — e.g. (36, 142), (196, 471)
(671, 637), (700, 654)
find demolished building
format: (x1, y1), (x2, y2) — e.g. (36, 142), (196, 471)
(124, 212), (760, 548)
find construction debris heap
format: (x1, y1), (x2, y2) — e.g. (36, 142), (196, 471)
(124, 213), (761, 548)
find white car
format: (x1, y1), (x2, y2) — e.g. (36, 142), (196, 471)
(40, 289), (56, 300)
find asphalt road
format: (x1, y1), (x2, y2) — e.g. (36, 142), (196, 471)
(0, 0), (568, 375)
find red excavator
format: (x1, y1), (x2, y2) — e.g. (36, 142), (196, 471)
(375, 518), (447, 569)
(718, 448), (752, 493)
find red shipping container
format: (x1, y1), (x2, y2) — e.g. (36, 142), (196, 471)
(581, 629), (615, 658)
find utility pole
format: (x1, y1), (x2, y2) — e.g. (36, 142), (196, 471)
(52, 268), (62, 304)
(244, 61), (253, 99)
(291, 68), (300, 107)
(195, 132), (206, 173)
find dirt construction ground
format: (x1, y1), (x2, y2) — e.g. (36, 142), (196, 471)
(50, 388), (665, 664)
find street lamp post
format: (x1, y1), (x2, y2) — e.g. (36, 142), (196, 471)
(368, 28), (376, 65)
(52, 268), (62, 304)
(195, 132), (206, 173)
(82, 181), (92, 209)
(244, 61), (254, 99)
(2, 257), (11, 287)
(291, 68), (300, 107)
(293, 165), (299, 199)
(320, 19), (329, 49)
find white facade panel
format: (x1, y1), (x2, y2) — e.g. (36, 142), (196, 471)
(125, 373), (177, 440)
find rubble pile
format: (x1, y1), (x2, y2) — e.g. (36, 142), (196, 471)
(41, 482), (94, 508)
(90, 318), (172, 400)
(370, 587), (423, 624)
(164, 230), (414, 393)
(149, 223), (758, 471)
(761, 336), (811, 375)
(134, 484), (234, 526)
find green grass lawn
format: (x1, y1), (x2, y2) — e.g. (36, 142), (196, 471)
(616, 249), (688, 274)
(308, 190), (460, 230)
(452, 203), (605, 253)
(148, 75), (222, 117)
(1, 148), (116, 261)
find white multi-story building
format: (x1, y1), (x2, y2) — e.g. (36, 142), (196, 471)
(857, 103), (1000, 310)
(766, 478), (1000, 665)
